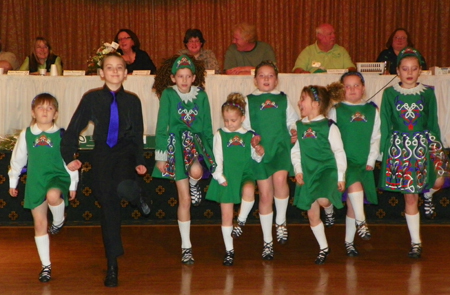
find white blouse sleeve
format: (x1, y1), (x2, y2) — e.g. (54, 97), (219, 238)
(367, 108), (381, 167)
(211, 131), (226, 184)
(329, 124), (347, 181)
(8, 129), (28, 188)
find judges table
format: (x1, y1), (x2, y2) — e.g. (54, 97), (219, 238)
(0, 73), (450, 147)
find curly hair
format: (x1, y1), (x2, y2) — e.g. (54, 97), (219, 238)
(153, 54), (206, 98)
(222, 92), (246, 115)
(255, 60), (279, 77)
(302, 82), (344, 116)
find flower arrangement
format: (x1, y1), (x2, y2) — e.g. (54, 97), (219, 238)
(87, 41), (119, 74)
(0, 130), (21, 151)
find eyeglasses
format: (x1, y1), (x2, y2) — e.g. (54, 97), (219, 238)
(187, 40), (201, 44)
(35, 46), (48, 50)
(118, 36), (131, 42)
(394, 36), (407, 41)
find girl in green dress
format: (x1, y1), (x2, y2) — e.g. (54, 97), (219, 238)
(329, 72), (380, 257)
(9, 93), (78, 282)
(233, 60), (299, 260)
(379, 47), (449, 258)
(152, 55), (215, 264)
(206, 93), (264, 266)
(291, 83), (346, 264)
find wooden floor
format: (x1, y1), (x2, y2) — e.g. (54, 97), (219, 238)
(1, 224), (450, 295)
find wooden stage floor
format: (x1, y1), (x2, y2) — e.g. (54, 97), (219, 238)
(1, 224), (450, 295)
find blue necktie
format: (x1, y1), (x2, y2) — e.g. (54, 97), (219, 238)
(106, 91), (119, 147)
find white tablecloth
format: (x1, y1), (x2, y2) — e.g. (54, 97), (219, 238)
(1, 73), (449, 147)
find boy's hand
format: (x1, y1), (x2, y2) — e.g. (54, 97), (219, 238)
(67, 160), (82, 171)
(251, 135), (261, 148)
(9, 188), (18, 197)
(338, 181), (346, 192)
(156, 161), (167, 174)
(220, 181), (228, 187)
(290, 129), (298, 144)
(295, 173), (304, 186)
(136, 165), (147, 175)
(366, 165), (374, 171)
(69, 191), (77, 200)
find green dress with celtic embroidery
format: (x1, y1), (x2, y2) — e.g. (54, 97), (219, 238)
(25, 128), (70, 209)
(379, 83), (449, 194)
(293, 119), (344, 211)
(206, 129), (255, 204)
(247, 92), (293, 179)
(152, 86), (215, 181)
(335, 102), (378, 204)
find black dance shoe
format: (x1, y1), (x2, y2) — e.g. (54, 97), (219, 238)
(104, 265), (118, 287)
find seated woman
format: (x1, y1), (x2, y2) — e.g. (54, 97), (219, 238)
(19, 37), (62, 75)
(376, 28), (427, 74)
(178, 28), (220, 73)
(114, 29), (157, 74)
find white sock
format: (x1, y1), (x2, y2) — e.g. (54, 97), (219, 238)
(424, 188), (438, 199)
(348, 191), (365, 224)
(274, 196), (289, 225)
(311, 222), (328, 250)
(178, 220), (192, 249)
(221, 226), (234, 252)
(189, 177), (200, 186)
(48, 201), (65, 226)
(324, 204), (334, 215)
(237, 199), (255, 223)
(35, 234), (51, 266)
(260, 212), (273, 243)
(345, 216), (357, 243)
(405, 213), (421, 244)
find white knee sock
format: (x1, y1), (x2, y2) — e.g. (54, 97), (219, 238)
(48, 201), (65, 226)
(260, 212), (273, 243)
(35, 234), (51, 266)
(311, 222), (328, 250)
(405, 213), (421, 244)
(424, 188), (438, 199)
(189, 176), (200, 186)
(324, 204), (334, 215)
(237, 199), (255, 223)
(274, 196), (289, 225)
(178, 220), (192, 249)
(221, 226), (234, 252)
(348, 191), (365, 223)
(345, 216), (357, 243)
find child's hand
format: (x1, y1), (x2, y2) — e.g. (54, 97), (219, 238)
(295, 173), (304, 186)
(156, 161), (167, 174)
(290, 129), (298, 144)
(221, 181), (228, 187)
(67, 160), (82, 171)
(366, 165), (374, 171)
(251, 135), (261, 148)
(338, 181), (345, 192)
(254, 144), (264, 156)
(69, 191), (77, 200)
(9, 188), (18, 197)
(135, 165), (147, 175)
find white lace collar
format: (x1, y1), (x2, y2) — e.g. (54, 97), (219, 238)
(393, 82), (426, 95)
(252, 89), (281, 95)
(171, 85), (199, 103)
(30, 123), (59, 135)
(301, 114), (325, 123)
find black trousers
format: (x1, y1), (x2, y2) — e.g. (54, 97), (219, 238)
(91, 143), (140, 262)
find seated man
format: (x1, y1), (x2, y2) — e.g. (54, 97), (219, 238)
(224, 22), (276, 75)
(0, 38), (19, 73)
(292, 24), (356, 73)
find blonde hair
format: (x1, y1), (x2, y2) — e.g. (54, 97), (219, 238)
(222, 92), (246, 116)
(233, 23), (257, 43)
